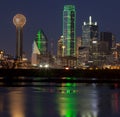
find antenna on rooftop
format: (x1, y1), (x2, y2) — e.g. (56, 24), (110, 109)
(89, 16), (92, 25)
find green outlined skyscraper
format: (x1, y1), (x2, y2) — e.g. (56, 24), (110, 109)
(32, 30), (48, 55)
(63, 5), (76, 57)
(31, 30), (48, 66)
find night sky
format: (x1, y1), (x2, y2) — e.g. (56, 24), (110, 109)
(0, 0), (120, 59)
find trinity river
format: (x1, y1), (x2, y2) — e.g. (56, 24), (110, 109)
(0, 77), (120, 117)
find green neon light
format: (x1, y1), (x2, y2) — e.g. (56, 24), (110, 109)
(37, 30), (41, 49)
(57, 78), (77, 117)
(63, 5), (76, 56)
(74, 10), (76, 56)
(35, 29), (48, 55)
(67, 12), (70, 55)
(64, 5), (75, 11)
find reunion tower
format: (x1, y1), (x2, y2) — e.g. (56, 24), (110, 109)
(13, 14), (26, 60)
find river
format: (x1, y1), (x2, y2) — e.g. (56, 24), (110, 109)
(0, 77), (120, 117)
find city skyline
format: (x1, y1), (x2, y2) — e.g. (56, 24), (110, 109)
(0, 0), (120, 59)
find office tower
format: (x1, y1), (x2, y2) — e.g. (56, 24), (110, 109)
(13, 14), (26, 60)
(100, 32), (113, 52)
(81, 16), (99, 67)
(82, 16), (98, 47)
(116, 43), (120, 62)
(63, 5), (76, 57)
(31, 30), (48, 66)
(33, 30), (48, 55)
(76, 36), (82, 58)
(99, 32), (118, 65)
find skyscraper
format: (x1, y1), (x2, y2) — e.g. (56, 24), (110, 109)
(63, 5), (76, 57)
(32, 30), (48, 55)
(100, 32), (113, 52)
(81, 16), (99, 66)
(31, 30), (48, 66)
(82, 16), (98, 47)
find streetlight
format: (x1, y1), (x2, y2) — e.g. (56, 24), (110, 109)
(13, 14), (26, 60)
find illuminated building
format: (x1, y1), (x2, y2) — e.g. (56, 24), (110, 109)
(0, 50), (4, 60)
(112, 34), (116, 48)
(93, 32), (117, 66)
(63, 5), (76, 57)
(78, 47), (89, 67)
(34, 30), (48, 55)
(82, 16), (98, 47)
(31, 30), (48, 66)
(76, 36), (82, 58)
(57, 35), (77, 68)
(57, 36), (64, 57)
(97, 32), (115, 65)
(13, 14), (26, 60)
(116, 43), (120, 63)
(89, 39), (100, 66)
(81, 16), (99, 67)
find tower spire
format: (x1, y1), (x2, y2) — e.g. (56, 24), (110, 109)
(89, 16), (92, 25)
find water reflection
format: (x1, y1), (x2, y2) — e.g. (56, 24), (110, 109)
(0, 90), (3, 114)
(0, 77), (120, 117)
(111, 84), (120, 114)
(56, 84), (78, 117)
(8, 87), (25, 117)
(56, 77), (98, 117)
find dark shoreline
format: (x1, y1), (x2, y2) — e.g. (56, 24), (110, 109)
(0, 69), (120, 84)
(0, 68), (120, 78)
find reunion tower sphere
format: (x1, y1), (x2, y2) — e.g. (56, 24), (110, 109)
(13, 14), (26, 27)
(13, 13), (26, 60)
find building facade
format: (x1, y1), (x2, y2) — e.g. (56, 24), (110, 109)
(34, 30), (48, 55)
(82, 16), (98, 47)
(80, 16), (99, 67)
(31, 30), (48, 66)
(57, 36), (64, 57)
(63, 5), (76, 57)
(100, 32), (113, 52)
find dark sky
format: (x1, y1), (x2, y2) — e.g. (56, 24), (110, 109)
(0, 0), (120, 59)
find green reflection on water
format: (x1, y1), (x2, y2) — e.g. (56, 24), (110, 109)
(56, 77), (99, 117)
(57, 77), (78, 117)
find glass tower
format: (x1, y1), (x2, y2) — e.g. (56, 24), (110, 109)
(100, 32), (113, 51)
(82, 16), (98, 47)
(63, 5), (76, 57)
(32, 30), (48, 55)
(31, 30), (48, 66)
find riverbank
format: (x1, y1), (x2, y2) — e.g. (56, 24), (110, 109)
(0, 68), (120, 78)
